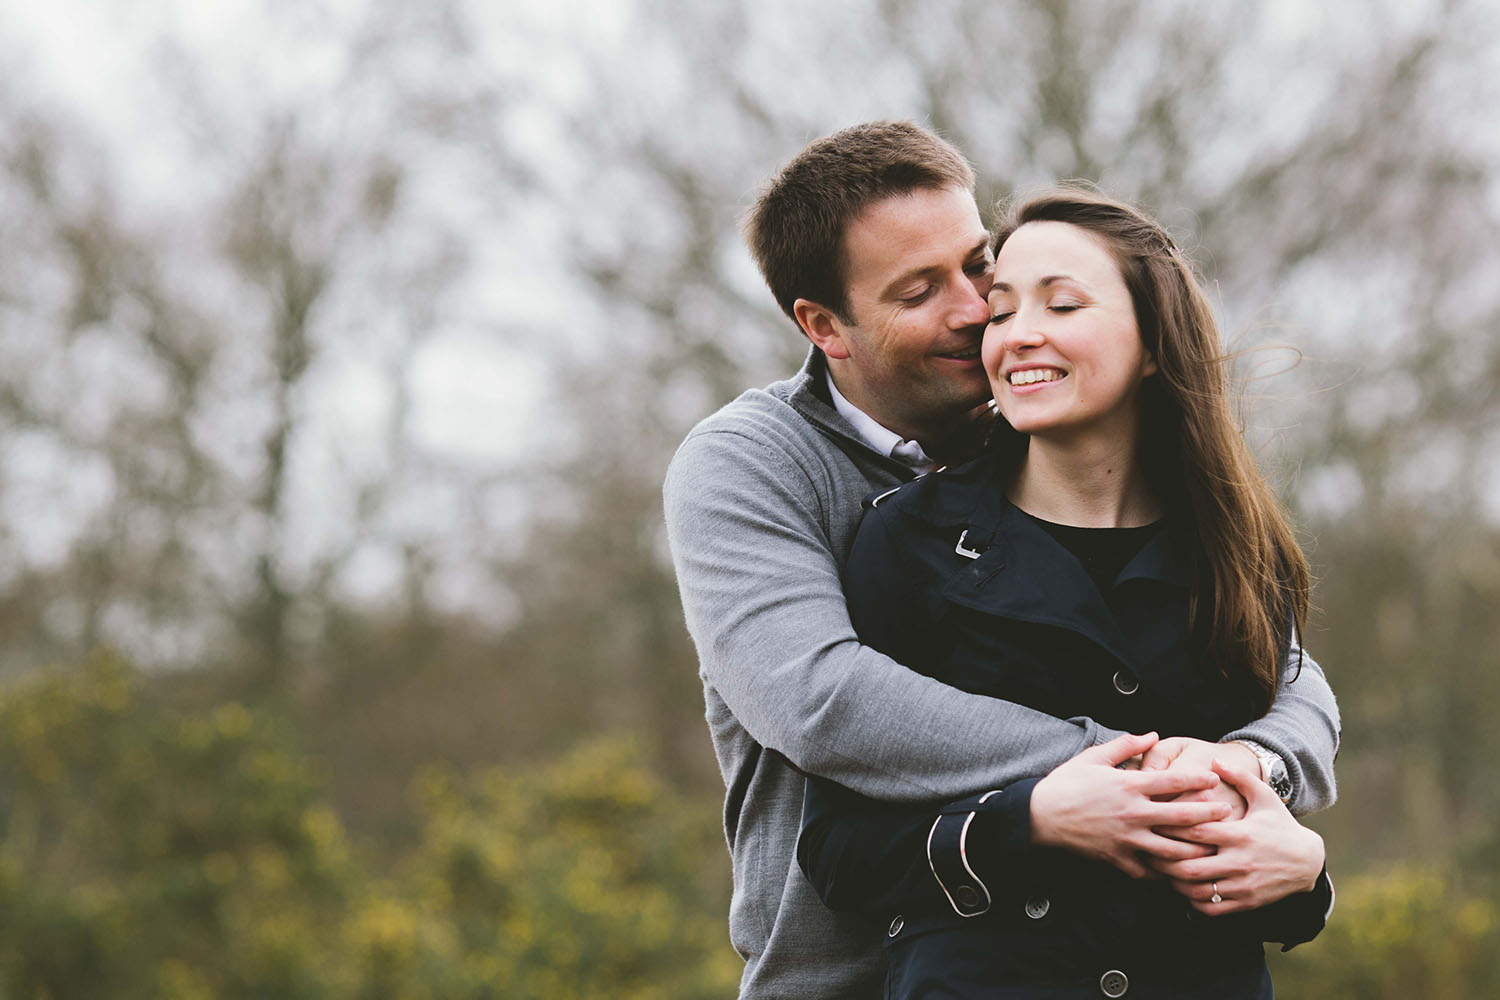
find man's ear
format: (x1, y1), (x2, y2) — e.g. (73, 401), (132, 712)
(794, 299), (852, 360)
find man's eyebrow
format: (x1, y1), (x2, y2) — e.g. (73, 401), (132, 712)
(882, 238), (993, 296)
(991, 274), (1079, 293)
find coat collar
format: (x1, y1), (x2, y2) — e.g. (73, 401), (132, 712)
(887, 453), (1195, 668)
(883, 453), (1194, 588)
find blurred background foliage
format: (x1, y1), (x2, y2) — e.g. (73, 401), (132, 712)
(1, 0), (1498, 994)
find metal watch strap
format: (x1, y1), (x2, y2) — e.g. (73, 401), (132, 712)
(1238, 740), (1293, 804)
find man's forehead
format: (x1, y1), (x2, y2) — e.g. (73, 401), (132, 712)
(843, 187), (988, 275)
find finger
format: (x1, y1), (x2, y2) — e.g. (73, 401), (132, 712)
(1168, 878), (1222, 903)
(1212, 759), (1279, 808)
(1188, 896), (1254, 915)
(1137, 739), (1182, 771)
(1081, 732), (1159, 767)
(1128, 768), (1219, 798)
(1186, 883), (1259, 915)
(1152, 819), (1236, 847)
(1145, 835), (1216, 860)
(1140, 799), (1232, 830)
(1135, 834), (1214, 862)
(1171, 882), (1257, 915)
(1150, 853), (1241, 883)
(1109, 852), (1154, 880)
(1152, 824), (1222, 844)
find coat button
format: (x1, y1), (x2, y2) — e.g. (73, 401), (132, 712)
(888, 915), (904, 937)
(1024, 895), (1050, 919)
(1099, 969), (1129, 997)
(1112, 671), (1139, 695)
(955, 885), (980, 908)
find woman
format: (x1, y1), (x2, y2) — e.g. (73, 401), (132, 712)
(798, 187), (1333, 999)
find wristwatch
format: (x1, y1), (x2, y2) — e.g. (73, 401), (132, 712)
(1237, 740), (1293, 804)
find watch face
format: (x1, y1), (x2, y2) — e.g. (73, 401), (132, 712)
(1268, 760), (1293, 801)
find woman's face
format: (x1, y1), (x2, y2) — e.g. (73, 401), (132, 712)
(982, 221), (1156, 443)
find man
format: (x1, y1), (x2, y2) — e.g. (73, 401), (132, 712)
(663, 121), (1338, 998)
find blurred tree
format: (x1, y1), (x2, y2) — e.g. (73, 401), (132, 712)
(496, 0), (1500, 850)
(0, 1), (509, 696)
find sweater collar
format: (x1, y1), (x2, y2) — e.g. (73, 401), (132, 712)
(776, 347), (919, 479)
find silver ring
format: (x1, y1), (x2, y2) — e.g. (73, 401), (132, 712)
(1210, 882), (1222, 904)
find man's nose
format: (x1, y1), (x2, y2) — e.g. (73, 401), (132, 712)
(951, 278), (991, 329)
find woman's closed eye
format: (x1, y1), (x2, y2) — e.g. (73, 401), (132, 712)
(988, 311), (1013, 325)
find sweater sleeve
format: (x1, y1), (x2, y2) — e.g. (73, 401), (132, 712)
(1221, 634), (1340, 815)
(663, 424), (1120, 802)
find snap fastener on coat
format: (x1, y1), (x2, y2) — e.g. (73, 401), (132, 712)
(1112, 671), (1139, 695)
(955, 885), (980, 908)
(888, 915), (904, 937)
(1024, 895), (1050, 919)
(1099, 969), (1129, 997)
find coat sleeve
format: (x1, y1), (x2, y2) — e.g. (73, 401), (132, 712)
(1217, 866), (1335, 949)
(663, 425), (1122, 802)
(799, 769), (1043, 916)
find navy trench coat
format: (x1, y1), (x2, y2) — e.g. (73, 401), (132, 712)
(798, 455), (1331, 999)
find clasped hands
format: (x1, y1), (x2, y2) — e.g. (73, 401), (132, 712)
(1029, 732), (1324, 914)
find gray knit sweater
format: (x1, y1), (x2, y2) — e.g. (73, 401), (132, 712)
(662, 349), (1339, 999)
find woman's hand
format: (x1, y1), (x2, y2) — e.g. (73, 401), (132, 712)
(1140, 736), (1252, 824)
(1030, 732), (1234, 879)
(1147, 758), (1325, 914)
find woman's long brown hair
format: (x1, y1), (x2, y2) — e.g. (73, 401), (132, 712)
(990, 186), (1309, 709)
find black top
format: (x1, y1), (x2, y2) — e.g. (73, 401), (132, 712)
(1022, 511), (1160, 597)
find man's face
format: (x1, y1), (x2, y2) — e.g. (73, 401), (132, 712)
(805, 186), (994, 443)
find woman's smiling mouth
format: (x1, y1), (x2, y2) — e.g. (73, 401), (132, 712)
(1008, 367), (1067, 386)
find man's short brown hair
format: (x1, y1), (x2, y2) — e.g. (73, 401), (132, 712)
(743, 120), (977, 326)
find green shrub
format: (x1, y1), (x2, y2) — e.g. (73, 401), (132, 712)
(1271, 865), (1500, 999)
(0, 655), (739, 998)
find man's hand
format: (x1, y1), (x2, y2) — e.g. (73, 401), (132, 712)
(1147, 759), (1325, 914)
(1140, 736), (1253, 824)
(1030, 733), (1234, 879)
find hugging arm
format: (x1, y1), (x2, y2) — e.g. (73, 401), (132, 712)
(1219, 634), (1340, 814)
(664, 426), (1124, 802)
(799, 734), (1230, 915)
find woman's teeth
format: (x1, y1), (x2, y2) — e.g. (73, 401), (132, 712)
(1009, 368), (1066, 385)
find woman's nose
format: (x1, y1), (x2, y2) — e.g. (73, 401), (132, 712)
(1002, 309), (1046, 351)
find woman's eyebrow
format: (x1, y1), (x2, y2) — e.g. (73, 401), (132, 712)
(991, 274), (1080, 293)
